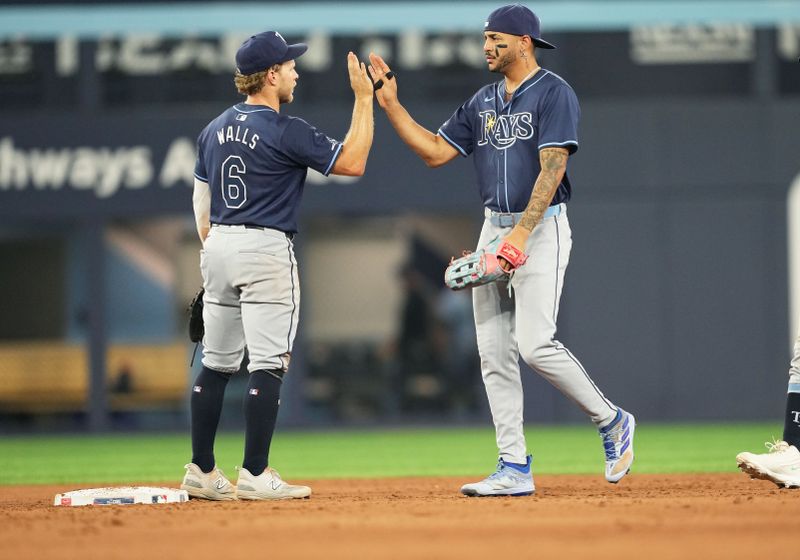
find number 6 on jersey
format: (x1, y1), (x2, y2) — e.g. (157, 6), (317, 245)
(221, 155), (247, 209)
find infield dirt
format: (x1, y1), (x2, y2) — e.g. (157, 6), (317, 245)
(1, 473), (796, 559)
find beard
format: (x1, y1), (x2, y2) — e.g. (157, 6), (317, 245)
(279, 89), (294, 104)
(489, 51), (515, 73)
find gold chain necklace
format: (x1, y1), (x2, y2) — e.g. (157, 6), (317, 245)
(505, 66), (541, 97)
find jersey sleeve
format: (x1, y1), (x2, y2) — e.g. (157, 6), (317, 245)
(280, 118), (343, 176)
(194, 132), (208, 182)
(438, 94), (479, 157)
(537, 83), (580, 154)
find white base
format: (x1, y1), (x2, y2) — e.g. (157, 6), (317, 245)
(54, 486), (189, 506)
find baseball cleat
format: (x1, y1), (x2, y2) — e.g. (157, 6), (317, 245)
(599, 408), (635, 483)
(460, 455), (535, 497)
(180, 463), (237, 500)
(236, 467), (311, 500)
(736, 440), (800, 488)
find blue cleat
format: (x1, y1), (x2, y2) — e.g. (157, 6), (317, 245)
(460, 455), (535, 497)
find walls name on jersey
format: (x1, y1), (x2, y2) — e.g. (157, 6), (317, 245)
(477, 110), (534, 150)
(216, 125), (259, 150)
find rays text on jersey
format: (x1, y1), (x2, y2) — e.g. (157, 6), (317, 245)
(216, 125), (259, 150)
(477, 110), (534, 150)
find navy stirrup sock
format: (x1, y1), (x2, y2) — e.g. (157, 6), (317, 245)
(190, 366), (231, 473)
(242, 370), (284, 476)
(783, 392), (800, 449)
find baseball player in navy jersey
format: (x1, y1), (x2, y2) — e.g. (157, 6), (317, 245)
(736, 325), (800, 488)
(180, 31), (374, 500)
(369, 4), (635, 496)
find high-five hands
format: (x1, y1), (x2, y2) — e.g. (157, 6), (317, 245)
(347, 51), (374, 100)
(368, 53), (398, 108)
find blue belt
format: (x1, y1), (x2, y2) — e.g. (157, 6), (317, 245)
(484, 203), (564, 228)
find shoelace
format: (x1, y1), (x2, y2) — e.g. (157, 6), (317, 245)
(486, 461), (506, 480)
(486, 460), (527, 481)
(600, 420), (627, 461)
(764, 440), (790, 454)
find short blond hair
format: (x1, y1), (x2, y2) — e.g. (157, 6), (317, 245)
(233, 64), (280, 96)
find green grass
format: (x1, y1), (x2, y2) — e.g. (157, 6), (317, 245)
(0, 422), (782, 485)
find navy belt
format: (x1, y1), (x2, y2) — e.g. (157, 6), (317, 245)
(211, 223), (294, 239)
(485, 203), (564, 227)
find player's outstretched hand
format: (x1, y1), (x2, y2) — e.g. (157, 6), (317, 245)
(368, 53), (397, 108)
(347, 52), (374, 101)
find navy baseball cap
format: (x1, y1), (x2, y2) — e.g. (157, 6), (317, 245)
(235, 31), (308, 75)
(484, 4), (556, 49)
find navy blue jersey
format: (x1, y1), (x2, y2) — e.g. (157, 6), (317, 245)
(438, 69), (579, 213)
(194, 103), (343, 233)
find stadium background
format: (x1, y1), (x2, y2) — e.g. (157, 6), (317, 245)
(1, 0), (799, 436)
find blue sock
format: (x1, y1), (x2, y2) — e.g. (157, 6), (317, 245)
(599, 408), (623, 432)
(504, 455), (532, 474)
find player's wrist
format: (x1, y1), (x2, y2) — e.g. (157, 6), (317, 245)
(381, 97), (402, 111)
(511, 223), (533, 238)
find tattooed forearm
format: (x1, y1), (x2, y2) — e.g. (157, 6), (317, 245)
(517, 148), (568, 231)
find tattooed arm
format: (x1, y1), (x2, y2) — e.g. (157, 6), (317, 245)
(500, 147), (569, 270)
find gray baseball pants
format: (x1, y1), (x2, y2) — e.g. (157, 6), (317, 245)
(472, 205), (618, 464)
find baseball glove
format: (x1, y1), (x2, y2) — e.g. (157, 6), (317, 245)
(444, 236), (528, 290)
(188, 288), (205, 343)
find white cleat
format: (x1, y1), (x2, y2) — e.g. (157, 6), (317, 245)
(236, 467), (312, 500)
(599, 409), (636, 483)
(180, 463), (237, 500)
(736, 440), (800, 489)
(460, 456), (535, 497)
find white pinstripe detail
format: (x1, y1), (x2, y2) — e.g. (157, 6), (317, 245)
(539, 140), (579, 149)
(323, 143), (344, 176)
(510, 70), (551, 100)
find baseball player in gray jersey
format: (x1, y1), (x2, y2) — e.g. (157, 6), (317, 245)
(736, 324), (800, 488)
(369, 4), (634, 496)
(181, 31), (374, 500)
